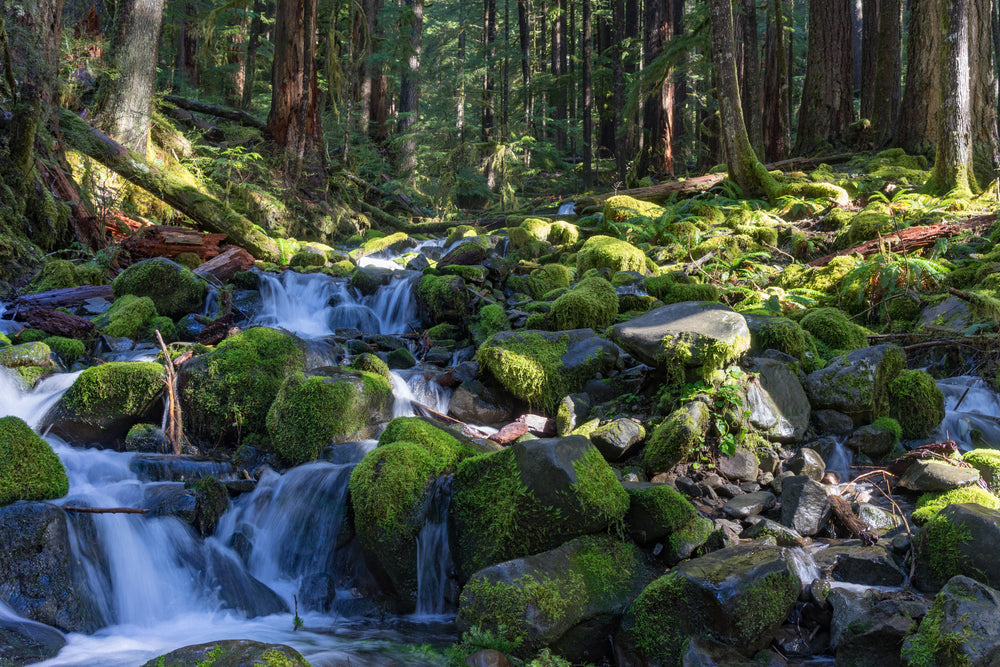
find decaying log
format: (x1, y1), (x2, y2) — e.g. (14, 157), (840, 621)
(121, 225), (229, 262)
(57, 108), (280, 261)
(886, 440), (961, 477)
(194, 313), (236, 346)
(13, 306), (95, 337)
(809, 214), (995, 267)
(11, 284), (113, 310)
(577, 154), (855, 208)
(161, 94), (268, 131)
(63, 506), (149, 514)
(829, 494), (878, 546)
(489, 421), (530, 444)
(409, 401), (493, 440)
(193, 246), (256, 282)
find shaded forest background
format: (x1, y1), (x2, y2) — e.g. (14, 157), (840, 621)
(0, 0), (997, 288)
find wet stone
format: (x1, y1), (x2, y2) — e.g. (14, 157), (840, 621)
(898, 460), (980, 491)
(723, 491), (777, 519)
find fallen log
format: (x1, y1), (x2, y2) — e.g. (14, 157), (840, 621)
(56, 108), (280, 262)
(809, 214), (996, 267)
(161, 94), (267, 131)
(11, 284), (113, 310)
(193, 246), (256, 282)
(410, 401), (493, 440)
(577, 153), (855, 208)
(63, 506), (149, 514)
(828, 494), (878, 546)
(121, 225), (229, 262)
(12, 306), (96, 338)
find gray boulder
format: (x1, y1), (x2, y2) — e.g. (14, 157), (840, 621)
(590, 418), (646, 461)
(746, 357), (811, 443)
(0, 610), (66, 665)
(902, 576), (1000, 667)
(812, 544), (906, 587)
(448, 381), (512, 426)
(812, 409), (856, 436)
(740, 518), (805, 547)
(846, 423), (896, 460)
(723, 491), (777, 519)
(610, 301), (750, 376)
(915, 503), (1000, 592)
(718, 448), (760, 482)
(781, 475), (832, 536)
(829, 588), (927, 667)
(786, 448), (826, 481)
(804, 345), (906, 424)
(899, 460), (980, 492)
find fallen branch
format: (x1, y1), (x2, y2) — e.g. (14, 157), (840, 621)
(809, 214), (996, 267)
(63, 506), (149, 514)
(828, 494), (877, 546)
(410, 401), (493, 440)
(161, 94), (267, 131)
(12, 307), (95, 338)
(356, 200), (474, 234)
(156, 329), (184, 455)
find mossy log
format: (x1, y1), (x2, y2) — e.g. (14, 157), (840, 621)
(192, 246), (255, 282)
(121, 225), (228, 261)
(809, 214), (995, 266)
(56, 109), (280, 261)
(11, 284), (113, 310)
(161, 94), (267, 131)
(356, 200), (473, 234)
(577, 153), (855, 209)
(13, 306), (95, 338)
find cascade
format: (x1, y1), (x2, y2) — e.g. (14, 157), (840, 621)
(413, 476), (455, 618)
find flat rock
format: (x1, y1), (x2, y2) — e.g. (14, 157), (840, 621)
(899, 460), (980, 492)
(717, 448), (759, 481)
(723, 491), (776, 519)
(746, 357), (810, 443)
(804, 345), (905, 425)
(780, 475), (832, 536)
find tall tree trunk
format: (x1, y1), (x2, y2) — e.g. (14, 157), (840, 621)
(482, 0), (497, 144)
(870, 0), (902, 144)
(268, 0), (322, 173)
(739, 0), (763, 158)
(672, 0), (686, 169)
(582, 0), (593, 184)
(241, 0), (266, 110)
(860, 0), (878, 121)
(597, 8), (615, 157)
(968, 0), (998, 183)
(457, 1), (467, 143)
(851, 0), (863, 92)
(763, 0), (790, 161)
(898, 0), (941, 156)
(794, 0), (854, 155)
(553, 0), (567, 150)
(174, 4), (199, 88)
(398, 0), (422, 177)
(641, 0), (678, 176)
(518, 0), (531, 128)
(930, 0), (973, 194)
(99, 0), (166, 156)
(3, 0), (64, 106)
(502, 0), (510, 135)
(613, 0), (627, 182)
(709, 0), (775, 197)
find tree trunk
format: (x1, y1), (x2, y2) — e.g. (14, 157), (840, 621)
(710, 0), (777, 198)
(268, 0), (323, 173)
(518, 0), (531, 128)
(613, 0), (627, 183)
(397, 0), (423, 177)
(553, 0), (567, 151)
(241, 0), (266, 110)
(969, 0), (998, 182)
(482, 0), (497, 188)
(860, 0), (878, 121)
(739, 0), (763, 158)
(851, 0), (863, 91)
(929, 0), (974, 195)
(582, 0), (593, 185)
(99, 0), (166, 156)
(597, 8), (615, 157)
(763, 0), (790, 161)
(794, 0), (854, 155)
(457, 1), (467, 142)
(870, 0), (902, 144)
(898, 0), (941, 156)
(60, 109), (280, 261)
(2, 0), (63, 106)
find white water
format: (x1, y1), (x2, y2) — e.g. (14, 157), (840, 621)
(931, 376), (1000, 450)
(413, 477), (454, 619)
(557, 202), (576, 215)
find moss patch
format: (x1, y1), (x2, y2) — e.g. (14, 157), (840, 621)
(887, 369), (945, 440)
(576, 235), (648, 275)
(962, 449), (1000, 494)
(96, 294), (159, 340)
(551, 277), (618, 331)
(800, 307), (869, 352)
(912, 487), (1000, 525)
(112, 257), (208, 319)
(0, 416), (69, 505)
(642, 402), (711, 474)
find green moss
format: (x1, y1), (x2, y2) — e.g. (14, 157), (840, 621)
(180, 327), (304, 447)
(97, 294), (158, 339)
(349, 352), (391, 380)
(551, 277), (618, 331)
(887, 369), (945, 439)
(570, 446), (629, 526)
(836, 202), (896, 248)
(731, 571), (800, 644)
(63, 361), (165, 423)
(666, 516), (714, 561)
(0, 341), (53, 369)
(901, 591), (973, 667)
(625, 483), (698, 543)
(446, 225), (479, 246)
(626, 572), (691, 662)
(351, 231), (409, 260)
(418, 274), (469, 322)
(661, 282), (719, 305)
(690, 233), (751, 260)
(0, 416), (69, 505)
(148, 316), (177, 343)
(800, 307), (869, 352)
(777, 255), (861, 295)
(871, 416), (902, 447)
(920, 513), (974, 584)
(752, 317), (822, 370)
(377, 416), (477, 462)
(42, 336), (85, 365)
(642, 402), (710, 474)
(547, 221), (579, 245)
(27, 258), (106, 293)
(603, 195), (666, 222)
(266, 370), (392, 465)
(112, 257), (208, 319)
(912, 487), (1000, 525)
(0, 332), (10, 348)
(289, 249), (326, 268)
(962, 449), (1000, 493)
(576, 235), (648, 275)
(781, 181), (850, 206)
(471, 303), (511, 344)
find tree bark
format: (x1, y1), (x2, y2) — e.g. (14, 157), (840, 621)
(482, 0), (497, 144)
(268, 0), (323, 173)
(929, 0), (974, 195)
(582, 0), (593, 185)
(240, 0), (266, 110)
(59, 109), (280, 261)
(794, 0), (854, 155)
(898, 0), (941, 156)
(763, 0), (790, 161)
(860, 0), (878, 121)
(99, 0), (166, 156)
(613, 0), (627, 182)
(641, 0), (678, 176)
(518, 0), (531, 127)
(870, 0), (902, 144)
(739, 0), (763, 158)
(969, 0), (998, 182)
(709, 0), (777, 198)
(397, 0), (423, 177)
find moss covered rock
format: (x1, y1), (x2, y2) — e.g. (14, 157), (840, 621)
(179, 327), (305, 448)
(139, 640), (311, 667)
(348, 352), (391, 380)
(804, 344), (906, 425)
(94, 294), (159, 340)
(624, 481), (713, 561)
(912, 487), (1000, 525)
(576, 235), (649, 275)
(747, 315), (822, 371)
(470, 303), (511, 345)
(642, 401), (711, 474)
(887, 369), (945, 440)
(914, 503), (1000, 593)
(0, 416), (68, 505)
(350, 418), (478, 609)
(477, 329), (619, 413)
(800, 307), (869, 353)
(449, 436), (629, 580)
(0, 341), (54, 370)
(112, 257), (208, 319)
(457, 535), (655, 661)
(418, 273), (470, 323)
(42, 336), (86, 366)
(962, 449), (1000, 494)
(551, 276), (618, 331)
(620, 545), (800, 665)
(603, 195), (666, 222)
(43, 361), (165, 447)
(266, 368), (393, 466)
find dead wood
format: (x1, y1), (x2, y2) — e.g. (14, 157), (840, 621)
(886, 440), (961, 477)
(121, 225), (228, 262)
(12, 306), (95, 338)
(155, 330), (184, 455)
(828, 494), (878, 546)
(11, 284), (113, 310)
(489, 422), (529, 444)
(193, 246), (256, 282)
(161, 94), (267, 131)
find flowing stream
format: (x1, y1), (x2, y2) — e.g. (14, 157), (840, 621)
(0, 262), (460, 665)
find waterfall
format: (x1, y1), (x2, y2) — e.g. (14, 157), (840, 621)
(931, 376), (1000, 450)
(413, 477), (455, 619)
(0, 368), (81, 428)
(391, 370), (452, 419)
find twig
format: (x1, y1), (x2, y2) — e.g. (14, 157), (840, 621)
(155, 330), (185, 455)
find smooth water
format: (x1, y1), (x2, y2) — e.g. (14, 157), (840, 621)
(931, 376), (1000, 450)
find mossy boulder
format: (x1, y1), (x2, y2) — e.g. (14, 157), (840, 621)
(603, 195), (666, 222)
(912, 487), (1000, 525)
(42, 336), (86, 366)
(0, 342), (54, 370)
(962, 449), (1000, 494)
(836, 202), (895, 249)
(901, 575), (1000, 667)
(576, 235), (649, 275)
(449, 436), (629, 581)
(551, 276), (618, 331)
(620, 545), (801, 665)
(470, 303), (511, 345)
(887, 369), (945, 440)
(348, 352), (391, 380)
(265, 368), (393, 466)
(112, 257), (208, 319)
(26, 259), (105, 294)
(624, 482), (713, 560)
(0, 416), (68, 505)
(94, 294), (158, 340)
(477, 329), (620, 413)
(179, 327), (305, 448)
(746, 315), (822, 371)
(139, 640), (310, 667)
(800, 307), (869, 353)
(642, 401), (711, 474)
(457, 535), (655, 662)
(418, 273), (470, 323)
(804, 344), (906, 425)
(43, 361), (165, 447)
(611, 302), (751, 380)
(914, 503), (1000, 593)
(349, 418), (478, 609)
